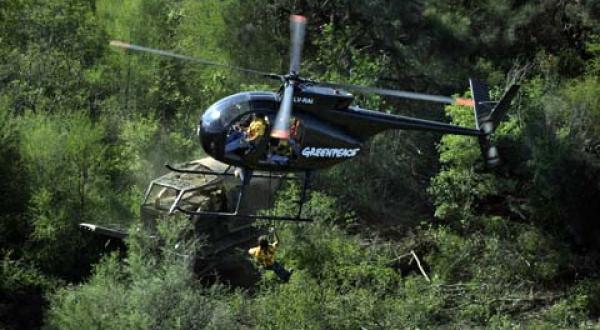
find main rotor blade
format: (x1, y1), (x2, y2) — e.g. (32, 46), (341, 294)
(109, 40), (273, 77)
(316, 81), (474, 106)
(289, 15), (307, 74)
(271, 83), (295, 139)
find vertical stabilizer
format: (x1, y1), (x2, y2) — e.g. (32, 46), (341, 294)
(469, 78), (520, 168)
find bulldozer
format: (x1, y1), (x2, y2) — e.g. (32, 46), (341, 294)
(80, 157), (284, 286)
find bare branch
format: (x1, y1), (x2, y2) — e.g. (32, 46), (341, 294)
(410, 250), (430, 282)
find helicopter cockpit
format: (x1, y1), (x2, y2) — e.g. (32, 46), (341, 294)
(223, 112), (304, 166)
(199, 91), (312, 170)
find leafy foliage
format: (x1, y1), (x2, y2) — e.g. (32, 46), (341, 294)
(1, 0), (600, 328)
(47, 216), (240, 329)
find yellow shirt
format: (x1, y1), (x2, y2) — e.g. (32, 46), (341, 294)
(247, 119), (266, 141)
(248, 244), (277, 267)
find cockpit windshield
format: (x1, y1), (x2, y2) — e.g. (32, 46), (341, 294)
(203, 93), (253, 130)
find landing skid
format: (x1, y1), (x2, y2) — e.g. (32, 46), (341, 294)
(165, 164), (314, 222)
(79, 223), (128, 240)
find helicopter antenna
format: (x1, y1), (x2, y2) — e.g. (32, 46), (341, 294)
(271, 15), (307, 139)
(109, 40), (276, 77)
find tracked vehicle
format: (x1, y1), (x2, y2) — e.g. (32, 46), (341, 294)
(81, 157), (284, 286)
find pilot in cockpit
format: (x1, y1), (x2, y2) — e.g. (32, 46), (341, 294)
(225, 114), (268, 156)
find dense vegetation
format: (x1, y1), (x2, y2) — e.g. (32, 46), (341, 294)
(1, 0), (600, 328)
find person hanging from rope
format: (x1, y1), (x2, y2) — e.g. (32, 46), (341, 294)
(248, 227), (292, 282)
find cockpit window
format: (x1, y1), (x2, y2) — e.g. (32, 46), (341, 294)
(203, 93), (252, 128)
(224, 113), (269, 160)
(224, 114), (304, 166)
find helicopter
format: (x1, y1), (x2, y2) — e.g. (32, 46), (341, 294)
(110, 14), (520, 222)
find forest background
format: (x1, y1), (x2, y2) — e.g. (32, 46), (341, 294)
(1, 0), (600, 328)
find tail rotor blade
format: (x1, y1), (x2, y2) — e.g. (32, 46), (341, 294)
(271, 83), (294, 139)
(289, 15), (307, 74)
(489, 84), (520, 125)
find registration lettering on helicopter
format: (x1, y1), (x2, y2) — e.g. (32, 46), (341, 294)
(301, 147), (360, 158)
(293, 96), (314, 104)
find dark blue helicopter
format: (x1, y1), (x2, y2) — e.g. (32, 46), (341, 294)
(110, 15), (519, 222)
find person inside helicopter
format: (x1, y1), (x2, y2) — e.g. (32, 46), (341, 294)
(248, 228), (292, 282)
(266, 118), (302, 165)
(225, 114), (268, 156)
(288, 118), (302, 156)
(245, 114), (267, 143)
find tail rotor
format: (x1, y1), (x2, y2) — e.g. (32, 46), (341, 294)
(469, 78), (520, 167)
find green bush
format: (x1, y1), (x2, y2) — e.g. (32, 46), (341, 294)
(46, 215), (240, 329)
